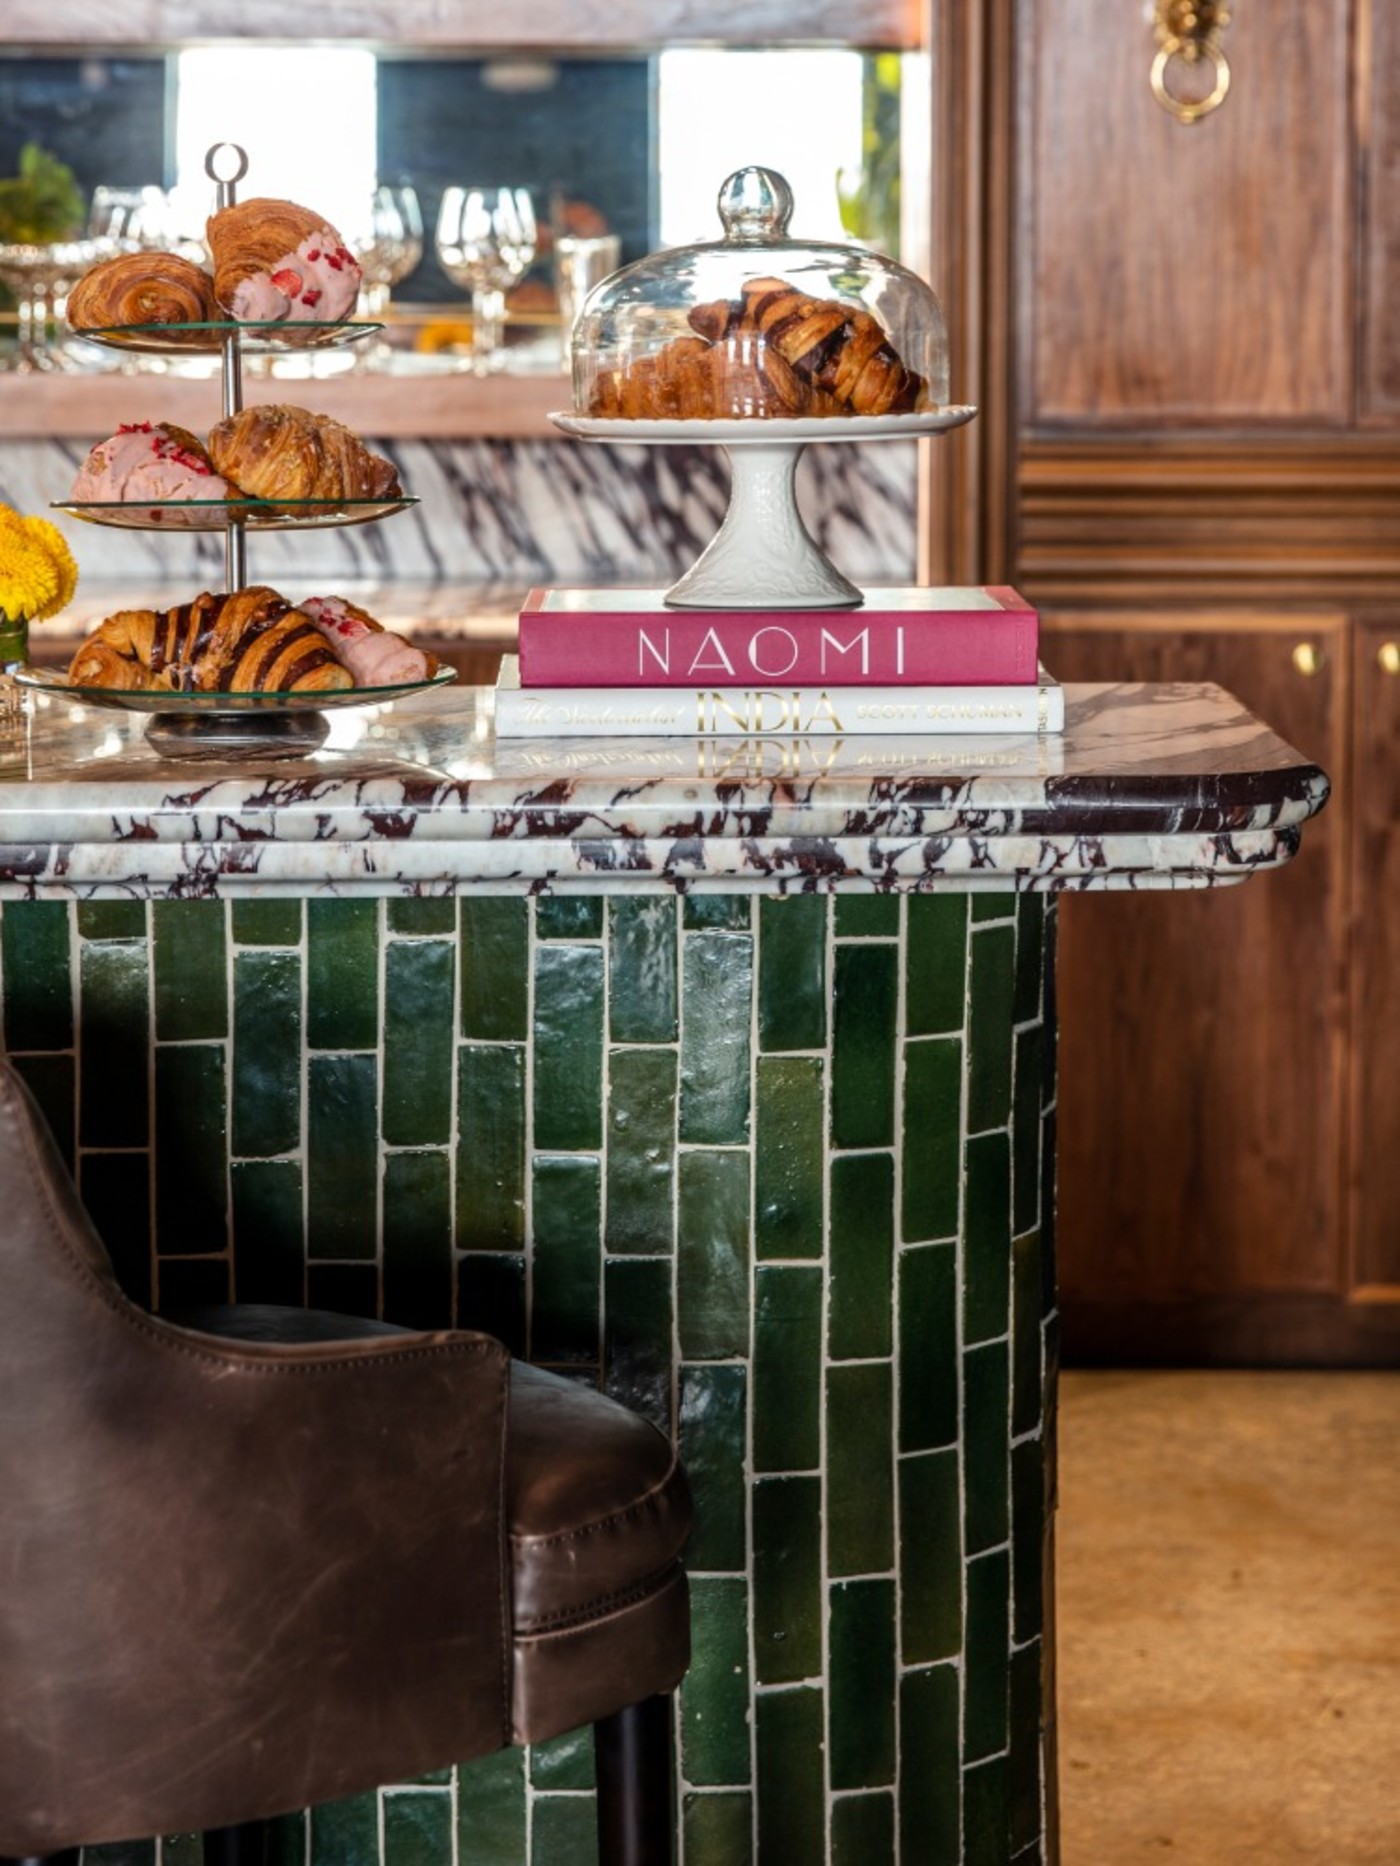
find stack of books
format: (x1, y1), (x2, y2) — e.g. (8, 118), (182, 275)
(493, 586), (1061, 738)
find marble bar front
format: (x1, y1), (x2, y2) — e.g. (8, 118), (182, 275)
(0, 681), (1327, 1866)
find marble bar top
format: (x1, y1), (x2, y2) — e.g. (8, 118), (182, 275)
(0, 680), (1328, 899)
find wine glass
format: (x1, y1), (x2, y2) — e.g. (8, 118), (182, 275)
(86, 185), (170, 250)
(434, 186), (536, 375)
(350, 184), (423, 368)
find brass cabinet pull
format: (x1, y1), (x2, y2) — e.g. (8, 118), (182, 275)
(1380, 641), (1400, 676)
(1151, 0), (1232, 126)
(1292, 641), (1323, 677)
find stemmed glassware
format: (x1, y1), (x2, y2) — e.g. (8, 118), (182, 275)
(434, 186), (537, 375)
(0, 238), (102, 373)
(350, 183), (423, 369)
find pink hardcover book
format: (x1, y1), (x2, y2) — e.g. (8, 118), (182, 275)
(517, 586), (1039, 687)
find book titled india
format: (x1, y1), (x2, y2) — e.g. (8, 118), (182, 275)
(493, 655), (1065, 738)
(517, 585), (1039, 687)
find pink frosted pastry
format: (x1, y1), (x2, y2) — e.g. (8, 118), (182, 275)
(71, 422), (239, 521)
(229, 233), (362, 325)
(301, 595), (436, 686)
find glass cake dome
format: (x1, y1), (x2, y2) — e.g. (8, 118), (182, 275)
(570, 166), (951, 422)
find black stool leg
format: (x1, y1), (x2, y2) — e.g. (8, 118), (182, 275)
(204, 1825), (270, 1866)
(594, 1694), (674, 1866)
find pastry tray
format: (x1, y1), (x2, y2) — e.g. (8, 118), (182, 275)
(52, 496), (418, 532)
(71, 319), (382, 354)
(14, 665), (457, 713)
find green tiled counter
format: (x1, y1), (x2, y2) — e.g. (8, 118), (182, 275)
(0, 681), (1329, 1866)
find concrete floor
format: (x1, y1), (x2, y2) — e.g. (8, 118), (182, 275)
(1057, 1370), (1400, 1864)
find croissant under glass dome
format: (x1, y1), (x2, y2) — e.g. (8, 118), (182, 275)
(570, 165), (950, 421)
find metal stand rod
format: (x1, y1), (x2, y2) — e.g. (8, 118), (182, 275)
(206, 142), (250, 594)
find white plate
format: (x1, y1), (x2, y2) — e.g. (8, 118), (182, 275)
(548, 407), (978, 445)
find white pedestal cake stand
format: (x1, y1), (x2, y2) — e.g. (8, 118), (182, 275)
(549, 407), (977, 610)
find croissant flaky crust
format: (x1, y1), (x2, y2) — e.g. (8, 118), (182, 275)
(205, 197), (361, 322)
(66, 252), (217, 330)
(206, 405), (401, 512)
(67, 588), (355, 694)
(588, 279), (928, 420)
(207, 198), (326, 300)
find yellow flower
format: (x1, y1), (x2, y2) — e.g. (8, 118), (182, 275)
(0, 503), (78, 623)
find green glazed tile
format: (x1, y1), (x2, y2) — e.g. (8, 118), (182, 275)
(965, 1754), (1011, 1866)
(964, 1129), (1012, 1349)
(12, 1052), (74, 1167)
(753, 1475), (822, 1684)
(679, 930), (753, 1144)
(899, 1449), (963, 1666)
(231, 1160), (304, 1307)
(677, 1149), (750, 1361)
(832, 1792), (894, 1866)
(157, 1256), (230, 1311)
(898, 1664), (960, 1866)
(311, 1792), (378, 1866)
(77, 900), (146, 941)
(972, 894), (1012, 923)
(86, 1842), (156, 1866)
(834, 894), (898, 937)
(827, 1362), (893, 1576)
(532, 1154), (601, 1365)
(831, 943), (897, 1149)
(456, 1043), (525, 1250)
(608, 896), (678, 1043)
(755, 1055), (823, 1258)
(677, 1364), (748, 1572)
(829, 1579), (896, 1787)
(155, 1044), (227, 1254)
(79, 1150), (151, 1308)
(78, 940), (148, 1149)
(1013, 1024), (1046, 1238)
(530, 1722), (595, 1790)
(307, 899), (379, 1052)
(683, 1792), (753, 1866)
(967, 923), (1015, 1134)
(534, 943), (604, 1151)
(681, 1576), (751, 1786)
(531, 1796), (596, 1866)
(537, 895), (603, 940)
(305, 1261), (378, 1319)
(1013, 893), (1047, 1027)
(161, 1835), (204, 1866)
(828, 1151), (894, 1360)
(1012, 1437), (1047, 1648)
(388, 896), (456, 935)
(1009, 1638), (1046, 1856)
(232, 949), (301, 1159)
(307, 1052), (378, 1259)
(460, 897), (528, 1041)
(456, 1251), (526, 1357)
(1012, 1230), (1045, 1442)
(898, 1243), (958, 1453)
(604, 1255), (672, 1431)
(231, 899), (302, 946)
(383, 1789), (452, 1866)
(683, 894), (750, 930)
(906, 893), (969, 1038)
(964, 1547), (1011, 1764)
(152, 901), (227, 1042)
(2, 901), (72, 1051)
(901, 1037), (961, 1243)
(755, 1688), (824, 1865)
(965, 1340), (1010, 1556)
(757, 895), (826, 1052)
(383, 939), (454, 1146)
(383, 1150), (452, 1330)
(458, 1745), (526, 1865)
(753, 1263), (821, 1472)
(606, 1047), (677, 1254)
(267, 1805), (305, 1863)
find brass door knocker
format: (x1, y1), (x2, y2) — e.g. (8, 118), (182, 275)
(1151, 0), (1232, 125)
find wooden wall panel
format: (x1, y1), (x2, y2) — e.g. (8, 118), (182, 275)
(1362, 0), (1400, 416)
(1023, 0), (1352, 426)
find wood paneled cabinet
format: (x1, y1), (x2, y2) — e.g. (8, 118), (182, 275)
(1044, 610), (1400, 1363)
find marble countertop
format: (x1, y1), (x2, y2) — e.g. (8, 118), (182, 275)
(0, 679), (1329, 898)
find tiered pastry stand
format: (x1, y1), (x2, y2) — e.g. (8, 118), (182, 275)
(31, 143), (443, 756)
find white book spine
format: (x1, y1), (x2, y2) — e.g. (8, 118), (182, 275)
(494, 669), (1063, 738)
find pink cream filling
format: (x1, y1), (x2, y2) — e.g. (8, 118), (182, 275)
(230, 232), (363, 324)
(71, 425), (235, 508)
(301, 596), (431, 686)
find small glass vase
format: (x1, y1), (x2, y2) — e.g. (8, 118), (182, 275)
(0, 613), (29, 734)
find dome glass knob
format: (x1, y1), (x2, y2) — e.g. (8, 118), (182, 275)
(716, 168), (794, 245)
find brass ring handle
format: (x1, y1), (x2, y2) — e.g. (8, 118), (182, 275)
(1380, 641), (1400, 676)
(1292, 642), (1324, 677)
(1151, 41), (1232, 125)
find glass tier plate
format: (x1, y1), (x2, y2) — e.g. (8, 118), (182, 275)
(14, 665), (457, 713)
(548, 407), (979, 445)
(70, 319), (382, 355)
(52, 496), (418, 532)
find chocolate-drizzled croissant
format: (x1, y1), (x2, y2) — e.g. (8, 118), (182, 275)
(68, 587), (354, 694)
(206, 405), (400, 513)
(739, 279), (924, 416)
(66, 252), (217, 330)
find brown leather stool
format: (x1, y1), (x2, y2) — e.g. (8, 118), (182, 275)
(0, 1061), (690, 1866)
